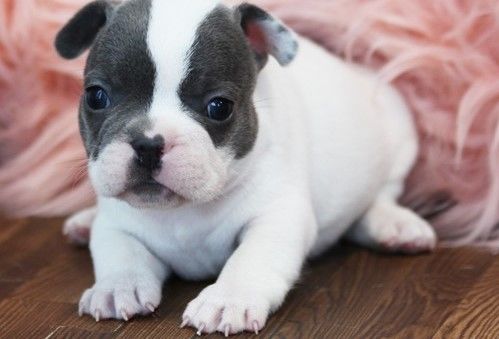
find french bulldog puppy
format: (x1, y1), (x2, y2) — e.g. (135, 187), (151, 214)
(56, 0), (436, 335)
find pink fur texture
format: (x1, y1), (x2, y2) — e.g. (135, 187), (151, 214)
(1, 0), (498, 249)
(0, 0), (94, 216)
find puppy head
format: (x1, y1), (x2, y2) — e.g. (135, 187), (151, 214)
(55, 0), (298, 209)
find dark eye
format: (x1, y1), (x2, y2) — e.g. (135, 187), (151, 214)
(86, 86), (111, 110)
(206, 97), (234, 121)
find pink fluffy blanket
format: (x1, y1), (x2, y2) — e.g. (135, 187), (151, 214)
(1, 0), (498, 250)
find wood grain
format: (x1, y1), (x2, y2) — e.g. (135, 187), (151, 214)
(0, 217), (497, 338)
(433, 257), (499, 339)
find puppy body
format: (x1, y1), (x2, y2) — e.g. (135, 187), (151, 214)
(57, 0), (436, 335)
(94, 35), (412, 274)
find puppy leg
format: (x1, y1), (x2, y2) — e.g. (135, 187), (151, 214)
(79, 219), (169, 321)
(182, 196), (317, 336)
(347, 196), (436, 253)
(63, 206), (97, 246)
(348, 116), (436, 253)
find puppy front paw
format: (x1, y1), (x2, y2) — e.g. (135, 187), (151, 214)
(79, 273), (162, 321)
(182, 283), (270, 336)
(63, 207), (96, 246)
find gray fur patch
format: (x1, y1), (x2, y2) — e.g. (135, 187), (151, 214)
(237, 3), (298, 67)
(178, 6), (259, 159)
(79, 0), (155, 160)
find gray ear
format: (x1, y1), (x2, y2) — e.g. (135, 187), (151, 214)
(236, 3), (298, 67)
(55, 0), (116, 59)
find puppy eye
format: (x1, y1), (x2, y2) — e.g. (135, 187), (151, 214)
(206, 97), (234, 121)
(86, 86), (111, 110)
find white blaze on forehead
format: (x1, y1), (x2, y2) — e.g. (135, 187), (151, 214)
(147, 0), (220, 122)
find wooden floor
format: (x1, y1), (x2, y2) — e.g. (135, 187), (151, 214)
(0, 217), (498, 338)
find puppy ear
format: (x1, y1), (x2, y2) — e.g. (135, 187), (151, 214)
(236, 3), (298, 68)
(55, 0), (116, 59)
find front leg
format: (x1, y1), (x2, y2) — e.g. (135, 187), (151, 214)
(79, 216), (169, 321)
(183, 197), (317, 336)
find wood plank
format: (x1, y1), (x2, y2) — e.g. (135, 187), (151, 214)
(263, 247), (495, 338)
(0, 217), (497, 338)
(0, 298), (122, 338)
(0, 217), (26, 245)
(433, 256), (499, 339)
(10, 243), (93, 304)
(45, 326), (117, 339)
(348, 248), (495, 338)
(0, 218), (65, 302)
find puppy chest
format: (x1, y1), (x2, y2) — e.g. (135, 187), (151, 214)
(150, 224), (241, 280)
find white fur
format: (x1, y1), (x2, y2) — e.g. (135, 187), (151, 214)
(146, 0), (230, 203)
(88, 141), (134, 197)
(147, 0), (218, 113)
(77, 1), (436, 335)
(258, 18), (297, 65)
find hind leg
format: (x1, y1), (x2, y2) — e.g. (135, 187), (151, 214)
(347, 124), (436, 254)
(347, 196), (436, 253)
(63, 206), (96, 246)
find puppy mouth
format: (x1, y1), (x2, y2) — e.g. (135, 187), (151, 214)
(130, 179), (167, 192)
(118, 178), (184, 203)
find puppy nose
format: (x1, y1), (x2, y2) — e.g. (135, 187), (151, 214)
(131, 136), (164, 171)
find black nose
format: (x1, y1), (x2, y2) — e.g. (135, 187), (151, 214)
(131, 136), (164, 171)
